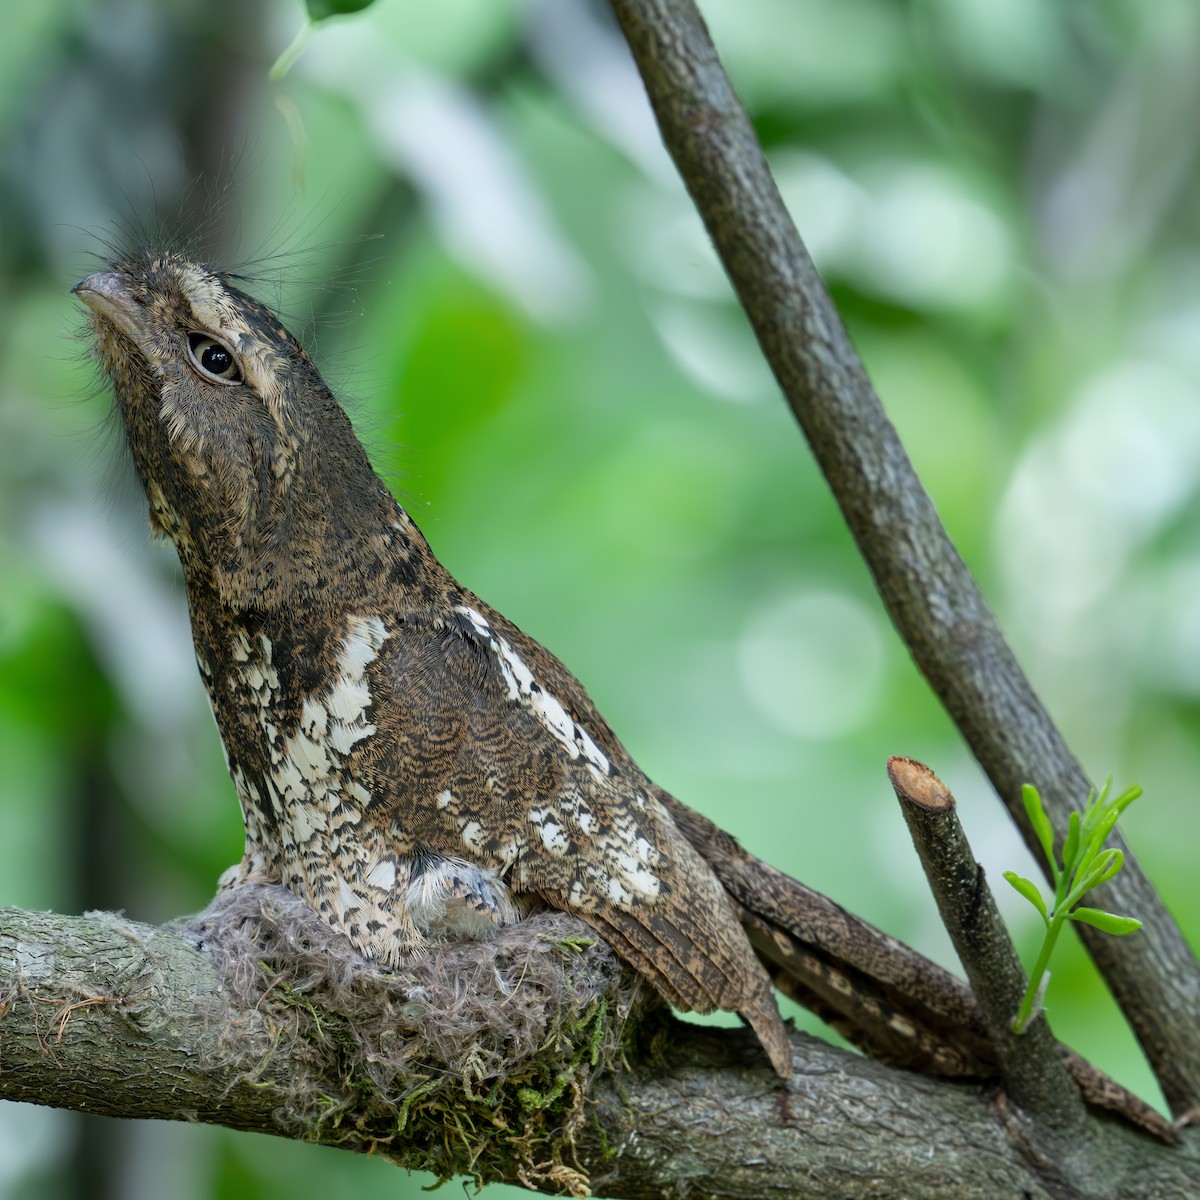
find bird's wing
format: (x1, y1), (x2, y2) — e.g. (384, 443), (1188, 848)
(355, 601), (790, 1069)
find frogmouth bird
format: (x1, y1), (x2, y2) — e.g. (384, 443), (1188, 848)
(68, 251), (1028, 1080)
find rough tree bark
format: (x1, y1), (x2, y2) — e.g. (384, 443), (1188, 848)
(1, 901), (1196, 1199)
(2, 1), (1198, 1197)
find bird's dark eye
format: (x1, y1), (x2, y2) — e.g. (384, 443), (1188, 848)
(186, 332), (242, 385)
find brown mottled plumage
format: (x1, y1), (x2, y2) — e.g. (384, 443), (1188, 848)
(68, 251), (1177, 1129)
(74, 250), (791, 1073)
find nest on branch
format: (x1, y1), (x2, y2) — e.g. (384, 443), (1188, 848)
(181, 883), (646, 1194)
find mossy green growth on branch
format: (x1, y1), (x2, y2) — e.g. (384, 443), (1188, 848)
(1005, 779), (1143, 1036)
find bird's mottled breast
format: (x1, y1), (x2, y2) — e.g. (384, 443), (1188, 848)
(194, 593), (671, 921)
(194, 605), (390, 859)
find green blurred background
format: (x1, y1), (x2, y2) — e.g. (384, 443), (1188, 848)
(2, 0), (1198, 1196)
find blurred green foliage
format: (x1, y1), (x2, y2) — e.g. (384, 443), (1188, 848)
(2, 0), (1199, 1196)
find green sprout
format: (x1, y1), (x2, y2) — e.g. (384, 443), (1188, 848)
(270, 0), (379, 82)
(1004, 779), (1143, 1035)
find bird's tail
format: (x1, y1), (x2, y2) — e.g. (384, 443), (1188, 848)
(660, 792), (1175, 1142)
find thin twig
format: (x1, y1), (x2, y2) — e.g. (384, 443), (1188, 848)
(889, 756), (1088, 1132)
(607, 0), (1200, 1114)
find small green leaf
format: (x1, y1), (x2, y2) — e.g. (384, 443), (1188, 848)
(1004, 871), (1048, 922)
(1022, 784), (1055, 870)
(1093, 847), (1124, 887)
(1111, 784), (1143, 815)
(307, 0), (376, 19)
(1062, 810), (1081, 872)
(1075, 847), (1121, 894)
(1067, 907), (1143, 935)
(1084, 806), (1121, 862)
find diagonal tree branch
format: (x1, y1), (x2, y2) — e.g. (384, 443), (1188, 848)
(2, 901), (1196, 1199)
(606, 0), (1200, 1116)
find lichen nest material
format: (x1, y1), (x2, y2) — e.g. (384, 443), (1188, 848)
(181, 883), (643, 1194)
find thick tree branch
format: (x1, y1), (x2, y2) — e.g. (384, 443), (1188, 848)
(607, 0), (1200, 1115)
(2, 902), (1196, 1199)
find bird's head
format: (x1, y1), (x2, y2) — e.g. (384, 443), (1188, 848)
(75, 251), (403, 607)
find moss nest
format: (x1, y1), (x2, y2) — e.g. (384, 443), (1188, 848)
(181, 883), (644, 1194)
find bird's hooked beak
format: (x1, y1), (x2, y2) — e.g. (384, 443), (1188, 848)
(73, 272), (147, 344)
